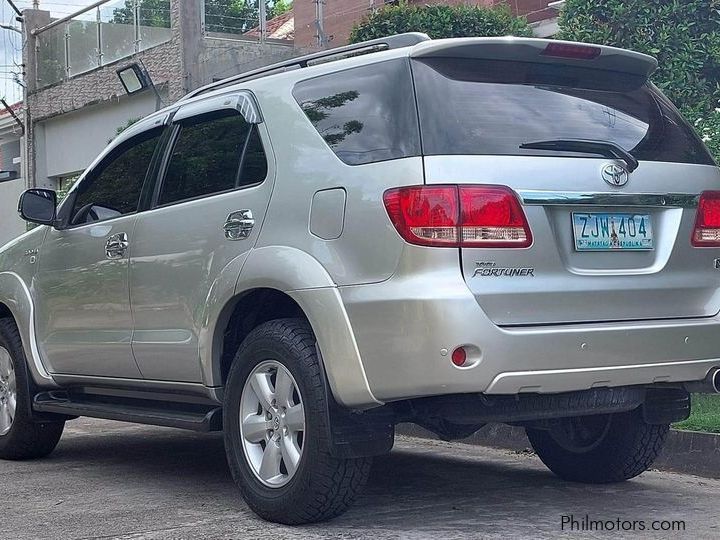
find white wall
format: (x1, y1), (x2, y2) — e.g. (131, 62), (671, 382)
(0, 179), (26, 247)
(38, 91), (159, 180)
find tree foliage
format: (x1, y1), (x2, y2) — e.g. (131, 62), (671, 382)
(112, 0), (172, 27)
(558, 0), (720, 158)
(349, 3), (532, 43)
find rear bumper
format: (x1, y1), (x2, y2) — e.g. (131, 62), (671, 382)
(338, 249), (720, 404)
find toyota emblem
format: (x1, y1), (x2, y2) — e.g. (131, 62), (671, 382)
(602, 163), (629, 187)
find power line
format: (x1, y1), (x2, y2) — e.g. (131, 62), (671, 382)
(4, 1), (21, 17)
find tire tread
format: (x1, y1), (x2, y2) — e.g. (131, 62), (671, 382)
(0, 318), (64, 461)
(526, 408), (668, 484)
(224, 318), (371, 525)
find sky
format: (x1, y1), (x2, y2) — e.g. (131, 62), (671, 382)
(0, 1), (127, 104)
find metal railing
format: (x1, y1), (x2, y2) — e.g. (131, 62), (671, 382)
(35, 0), (172, 89)
(202, 0), (294, 43)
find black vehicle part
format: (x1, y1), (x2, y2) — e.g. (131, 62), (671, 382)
(33, 391), (222, 432)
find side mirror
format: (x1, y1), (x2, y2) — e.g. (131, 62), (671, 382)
(18, 189), (57, 226)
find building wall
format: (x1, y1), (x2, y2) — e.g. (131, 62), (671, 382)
(198, 39), (298, 84)
(27, 41), (181, 122)
(39, 92), (159, 180)
(0, 115), (26, 247)
(0, 177), (26, 247)
(23, 0), (299, 189)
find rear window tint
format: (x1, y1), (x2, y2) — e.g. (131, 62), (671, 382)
(292, 59), (421, 165)
(412, 58), (714, 166)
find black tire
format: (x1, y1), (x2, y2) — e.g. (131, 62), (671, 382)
(223, 318), (372, 525)
(526, 408), (668, 484)
(0, 318), (65, 460)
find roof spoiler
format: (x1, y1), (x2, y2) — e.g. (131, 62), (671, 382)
(410, 37), (658, 80)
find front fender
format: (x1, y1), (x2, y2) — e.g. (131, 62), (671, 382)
(0, 272), (57, 388)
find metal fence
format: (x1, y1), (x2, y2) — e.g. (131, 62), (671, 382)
(202, 0), (294, 43)
(36, 0), (172, 89)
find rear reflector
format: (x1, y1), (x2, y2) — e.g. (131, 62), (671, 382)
(692, 191), (720, 247)
(383, 185), (532, 248)
(541, 42), (602, 60)
(451, 347), (467, 367)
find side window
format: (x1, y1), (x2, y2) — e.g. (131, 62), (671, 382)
(71, 128), (163, 225)
(292, 59), (421, 165)
(158, 111), (266, 206)
(239, 127), (268, 187)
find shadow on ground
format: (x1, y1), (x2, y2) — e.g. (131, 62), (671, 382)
(3, 420), (716, 539)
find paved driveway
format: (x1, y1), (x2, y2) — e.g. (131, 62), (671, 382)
(2, 418), (719, 539)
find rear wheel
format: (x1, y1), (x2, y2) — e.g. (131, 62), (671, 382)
(223, 318), (372, 524)
(0, 318), (64, 460)
(526, 408), (668, 483)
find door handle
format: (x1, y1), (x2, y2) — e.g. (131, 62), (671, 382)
(105, 232), (129, 259)
(224, 210), (255, 241)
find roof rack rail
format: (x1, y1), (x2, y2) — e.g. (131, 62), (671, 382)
(181, 32), (431, 101)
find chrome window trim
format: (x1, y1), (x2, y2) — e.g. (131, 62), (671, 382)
(518, 191), (700, 208)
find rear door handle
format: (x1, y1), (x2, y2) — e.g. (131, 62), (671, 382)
(224, 210), (255, 240)
(105, 232), (129, 259)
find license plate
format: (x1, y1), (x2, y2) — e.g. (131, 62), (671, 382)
(572, 213), (654, 251)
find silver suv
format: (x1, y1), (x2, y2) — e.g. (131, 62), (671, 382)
(2, 33), (719, 524)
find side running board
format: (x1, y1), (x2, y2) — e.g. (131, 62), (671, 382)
(33, 391), (223, 432)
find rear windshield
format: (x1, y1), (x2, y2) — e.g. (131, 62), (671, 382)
(412, 58), (715, 166)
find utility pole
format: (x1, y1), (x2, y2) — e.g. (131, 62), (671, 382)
(315, 0), (326, 47)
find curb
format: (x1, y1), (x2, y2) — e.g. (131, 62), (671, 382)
(396, 423), (720, 479)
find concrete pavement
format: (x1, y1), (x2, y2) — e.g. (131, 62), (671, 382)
(2, 418), (719, 539)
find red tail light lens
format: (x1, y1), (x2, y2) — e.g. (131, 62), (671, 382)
(692, 191), (720, 247)
(460, 186), (533, 248)
(541, 42), (602, 60)
(383, 186), (459, 247)
(383, 185), (532, 248)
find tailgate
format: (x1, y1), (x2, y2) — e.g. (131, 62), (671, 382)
(411, 42), (720, 325)
(425, 156), (720, 325)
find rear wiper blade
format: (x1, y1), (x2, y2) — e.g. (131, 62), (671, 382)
(519, 139), (639, 172)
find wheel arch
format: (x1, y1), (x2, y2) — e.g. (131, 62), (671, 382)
(214, 288), (305, 385)
(0, 272), (55, 388)
(0, 301), (10, 320)
(203, 246), (381, 408)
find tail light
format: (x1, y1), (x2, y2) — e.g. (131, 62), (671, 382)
(383, 185), (532, 248)
(692, 191), (720, 247)
(460, 186), (533, 247)
(382, 186), (459, 247)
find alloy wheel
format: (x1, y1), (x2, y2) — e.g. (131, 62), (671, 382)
(240, 360), (305, 488)
(0, 346), (16, 436)
(550, 414), (613, 453)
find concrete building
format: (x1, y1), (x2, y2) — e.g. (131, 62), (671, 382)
(0, 104), (26, 247)
(22, 0), (297, 194)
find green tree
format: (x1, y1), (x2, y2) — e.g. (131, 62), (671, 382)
(558, 0), (720, 159)
(349, 3), (532, 43)
(272, 0), (292, 17)
(112, 0), (171, 27)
